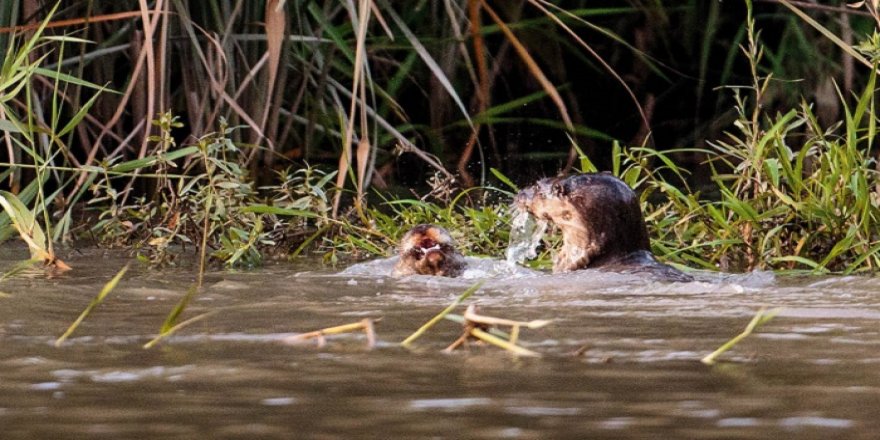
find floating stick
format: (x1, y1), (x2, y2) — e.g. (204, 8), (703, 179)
(283, 318), (379, 349)
(469, 327), (540, 357)
(462, 304), (552, 329)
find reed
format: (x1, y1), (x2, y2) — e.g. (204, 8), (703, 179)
(55, 264), (128, 347)
(0, 1), (879, 275)
(401, 281), (482, 347)
(702, 307), (780, 365)
(283, 318), (378, 348)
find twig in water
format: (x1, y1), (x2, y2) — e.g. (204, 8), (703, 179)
(701, 307), (781, 365)
(442, 321), (476, 353)
(400, 282), (483, 347)
(283, 318), (379, 349)
(463, 304), (553, 330)
(445, 305), (549, 357)
(470, 327), (541, 357)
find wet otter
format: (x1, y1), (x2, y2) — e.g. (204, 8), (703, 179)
(515, 173), (691, 281)
(392, 224), (466, 277)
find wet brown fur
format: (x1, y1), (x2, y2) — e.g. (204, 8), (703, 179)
(392, 224), (465, 277)
(516, 173), (690, 281)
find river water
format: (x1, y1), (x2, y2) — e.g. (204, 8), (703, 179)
(1, 245), (879, 439)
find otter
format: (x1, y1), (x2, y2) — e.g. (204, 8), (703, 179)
(392, 224), (466, 277)
(515, 173), (691, 281)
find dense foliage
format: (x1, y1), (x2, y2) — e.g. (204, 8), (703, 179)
(2, 1), (880, 273)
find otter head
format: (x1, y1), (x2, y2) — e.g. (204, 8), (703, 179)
(392, 224), (465, 277)
(515, 173), (650, 272)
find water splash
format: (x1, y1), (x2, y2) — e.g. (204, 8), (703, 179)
(505, 206), (548, 265)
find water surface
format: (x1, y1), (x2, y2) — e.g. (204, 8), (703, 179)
(1, 245), (879, 439)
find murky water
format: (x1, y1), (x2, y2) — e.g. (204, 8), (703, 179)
(1, 245), (879, 439)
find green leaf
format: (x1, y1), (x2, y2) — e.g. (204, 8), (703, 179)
(242, 204), (319, 218)
(160, 284), (200, 334)
(0, 190), (47, 258)
(33, 67), (118, 93)
(55, 264), (129, 347)
(0, 119), (21, 133)
(490, 168), (518, 192)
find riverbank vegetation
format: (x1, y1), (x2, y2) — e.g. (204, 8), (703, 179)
(2, 1), (880, 274)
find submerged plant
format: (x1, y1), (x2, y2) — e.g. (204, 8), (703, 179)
(702, 307), (780, 365)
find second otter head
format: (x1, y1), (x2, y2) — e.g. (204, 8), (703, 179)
(392, 224), (465, 277)
(515, 173), (650, 272)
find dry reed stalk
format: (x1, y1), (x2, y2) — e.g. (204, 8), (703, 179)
(333, 0), (373, 219)
(283, 318), (379, 349)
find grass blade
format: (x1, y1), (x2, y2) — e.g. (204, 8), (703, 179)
(400, 281), (483, 347)
(55, 264), (129, 347)
(0, 190), (48, 260)
(701, 307), (780, 365)
(0, 257), (40, 282)
(160, 283), (199, 333)
(143, 310), (218, 349)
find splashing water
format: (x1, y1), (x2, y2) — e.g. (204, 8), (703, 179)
(505, 206), (548, 265)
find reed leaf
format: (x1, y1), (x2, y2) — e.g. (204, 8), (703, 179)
(0, 190), (48, 261)
(159, 284), (200, 334)
(55, 264), (129, 347)
(701, 307), (780, 365)
(401, 282), (482, 347)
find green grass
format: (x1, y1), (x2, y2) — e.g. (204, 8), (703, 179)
(2, 1), (880, 276)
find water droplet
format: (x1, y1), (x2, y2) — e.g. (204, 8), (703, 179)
(505, 206), (547, 265)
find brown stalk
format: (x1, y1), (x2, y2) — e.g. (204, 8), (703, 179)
(332, 0), (372, 218)
(457, 0), (490, 188)
(395, 142), (455, 180)
(354, 35), (373, 224)
(478, 0), (576, 165)
(755, 0), (872, 16)
(37, 74), (131, 161)
(355, 137), (370, 222)
(282, 318), (378, 349)
(157, 0), (170, 115)
(260, 0), (287, 163)
(189, 23), (232, 134)
(119, 0), (167, 208)
(276, 50), (318, 151)
(530, 0), (651, 148)
(0, 10), (167, 34)
(443, 321), (479, 353)
(136, 0), (159, 158)
(67, 23), (151, 202)
(264, 0), (286, 97)
(183, 23), (269, 152)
